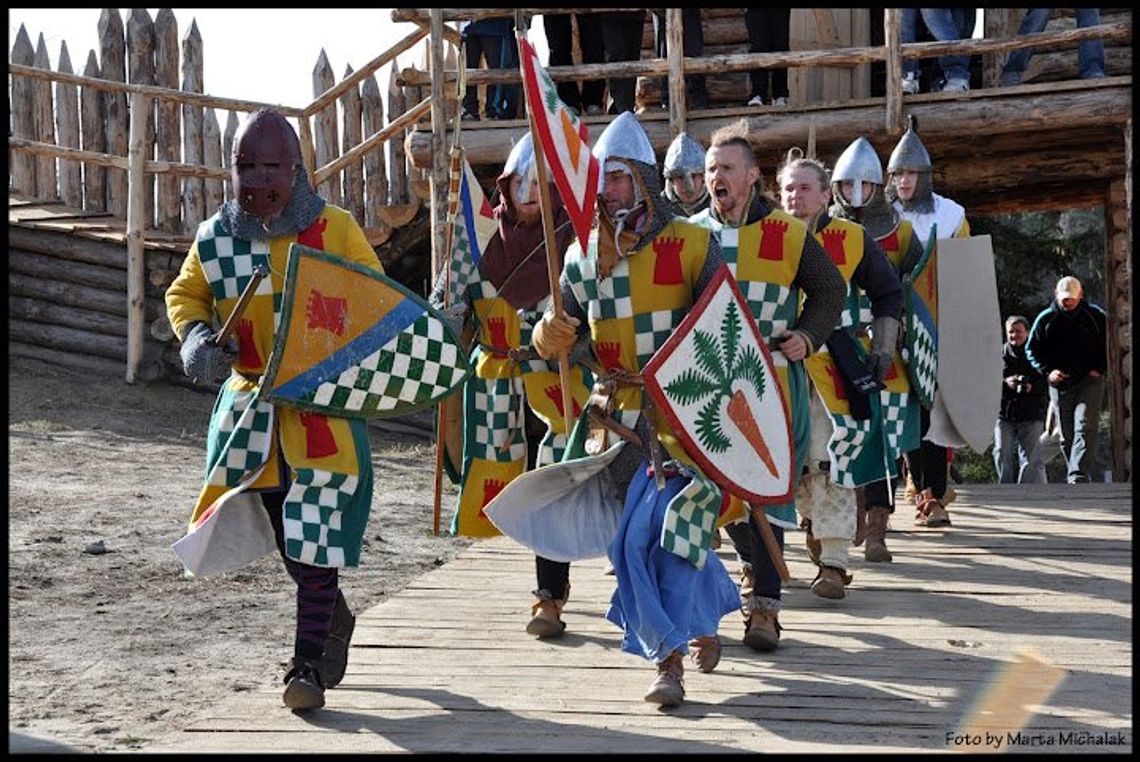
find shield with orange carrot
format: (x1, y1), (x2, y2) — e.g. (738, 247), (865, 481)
(643, 265), (794, 505)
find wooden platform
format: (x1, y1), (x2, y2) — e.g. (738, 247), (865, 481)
(150, 483), (1131, 753)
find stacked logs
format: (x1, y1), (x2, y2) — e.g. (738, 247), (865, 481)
(8, 226), (183, 381)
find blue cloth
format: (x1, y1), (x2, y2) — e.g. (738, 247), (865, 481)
(902, 8), (975, 80)
(1004, 9), (1105, 79)
(605, 463), (740, 663)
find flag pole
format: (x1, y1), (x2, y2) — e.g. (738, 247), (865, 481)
(432, 41), (468, 536)
(516, 19), (575, 435)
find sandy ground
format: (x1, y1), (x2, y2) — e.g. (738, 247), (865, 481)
(7, 354), (471, 753)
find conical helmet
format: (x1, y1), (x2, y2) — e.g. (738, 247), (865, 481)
(593, 111), (656, 171)
(502, 132), (536, 180)
(663, 132), (705, 179)
(887, 114), (931, 173)
(832, 136), (882, 207)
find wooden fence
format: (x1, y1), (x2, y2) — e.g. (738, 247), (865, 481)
(8, 9), (432, 236)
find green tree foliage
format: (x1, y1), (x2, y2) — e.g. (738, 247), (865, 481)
(971, 209), (1105, 322)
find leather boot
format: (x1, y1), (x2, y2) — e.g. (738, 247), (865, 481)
(801, 518), (821, 565)
(526, 585), (569, 638)
(863, 506), (893, 562)
(688, 634), (722, 673)
(810, 565), (851, 599)
(915, 489), (951, 527)
(852, 488), (868, 547)
(322, 590), (355, 689)
(743, 609), (781, 651)
(282, 657), (326, 711)
(644, 650), (685, 706)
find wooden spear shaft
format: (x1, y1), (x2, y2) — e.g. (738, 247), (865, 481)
(749, 502), (791, 582)
(431, 45), (468, 537)
(212, 265), (267, 346)
(516, 26), (574, 435)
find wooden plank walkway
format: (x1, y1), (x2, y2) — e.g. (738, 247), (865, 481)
(150, 483), (1132, 754)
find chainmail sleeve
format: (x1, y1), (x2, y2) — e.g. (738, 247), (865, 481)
(694, 231), (725, 297)
(792, 233), (846, 351)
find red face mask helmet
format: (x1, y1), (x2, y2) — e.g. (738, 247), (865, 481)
(231, 109), (302, 221)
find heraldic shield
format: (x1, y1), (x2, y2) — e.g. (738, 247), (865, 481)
(643, 265), (794, 505)
(902, 227), (939, 409)
(261, 244), (471, 418)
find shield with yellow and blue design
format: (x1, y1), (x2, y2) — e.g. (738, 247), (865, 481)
(261, 244), (470, 418)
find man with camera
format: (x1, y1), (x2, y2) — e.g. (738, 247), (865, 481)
(994, 315), (1048, 484)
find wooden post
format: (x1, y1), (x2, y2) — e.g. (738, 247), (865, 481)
(32, 34), (58, 201)
(99, 9), (129, 218)
(297, 115), (317, 185)
(362, 72), (388, 227)
(223, 111), (239, 202)
(340, 64), (365, 224)
(154, 8), (181, 232)
(80, 51), (107, 212)
(429, 10), (449, 278)
(127, 9), (156, 230)
(55, 42), (83, 208)
(982, 9), (1015, 89)
(388, 62), (409, 205)
(10, 25), (37, 196)
(125, 91), (149, 384)
(202, 108), (224, 212)
(883, 8), (903, 135)
(313, 50), (341, 206)
(180, 20), (204, 233)
(666, 8), (686, 137)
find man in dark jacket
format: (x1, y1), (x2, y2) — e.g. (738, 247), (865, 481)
(994, 315), (1049, 483)
(1025, 276), (1108, 483)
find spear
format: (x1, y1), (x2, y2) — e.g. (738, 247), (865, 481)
(515, 13), (575, 436)
(431, 41), (468, 537)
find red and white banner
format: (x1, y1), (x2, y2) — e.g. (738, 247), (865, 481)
(517, 33), (599, 254)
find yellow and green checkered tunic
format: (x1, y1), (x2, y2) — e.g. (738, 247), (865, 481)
(166, 205), (380, 568)
(688, 207), (808, 529)
(451, 270), (592, 538)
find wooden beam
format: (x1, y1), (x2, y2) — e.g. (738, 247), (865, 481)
(302, 27), (427, 118)
(313, 97), (432, 186)
(395, 22), (1132, 86)
(406, 84), (1132, 168)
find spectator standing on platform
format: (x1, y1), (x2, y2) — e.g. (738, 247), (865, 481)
(994, 315), (1049, 484)
(901, 9), (976, 94)
(653, 9), (709, 110)
(744, 8), (791, 106)
(461, 16), (519, 121)
(600, 10), (648, 114)
(999, 8), (1106, 86)
(1025, 276), (1108, 484)
(543, 12), (607, 116)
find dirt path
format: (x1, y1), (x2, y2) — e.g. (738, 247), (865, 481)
(7, 355), (470, 752)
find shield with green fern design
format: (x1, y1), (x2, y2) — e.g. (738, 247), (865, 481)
(643, 265), (794, 504)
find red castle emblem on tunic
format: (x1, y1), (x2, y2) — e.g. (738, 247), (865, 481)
(596, 341), (623, 372)
(297, 217), (327, 250)
(652, 236), (684, 285)
(545, 384), (582, 419)
(234, 319), (262, 367)
(299, 411), (339, 459)
(878, 229), (899, 256)
(477, 478), (507, 519)
(486, 317), (509, 349)
(821, 228), (848, 266)
(759, 218), (788, 261)
(306, 288), (347, 335)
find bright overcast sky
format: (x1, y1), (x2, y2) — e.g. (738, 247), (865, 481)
(9, 9), (551, 117)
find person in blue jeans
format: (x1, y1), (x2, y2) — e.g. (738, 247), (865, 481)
(993, 315), (1048, 484)
(461, 17), (519, 120)
(901, 8), (975, 93)
(1000, 8), (1106, 85)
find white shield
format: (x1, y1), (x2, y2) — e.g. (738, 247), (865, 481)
(643, 266), (794, 504)
(926, 235), (1003, 453)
